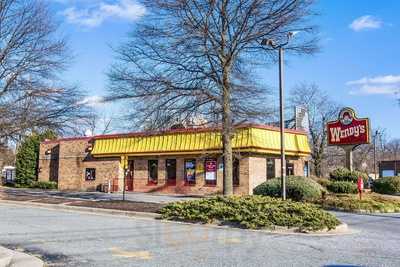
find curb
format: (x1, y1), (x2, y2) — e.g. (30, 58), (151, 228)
(324, 206), (400, 214)
(158, 219), (352, 236)
(0, 246), (43, 267)
(0, 200), (159, 220)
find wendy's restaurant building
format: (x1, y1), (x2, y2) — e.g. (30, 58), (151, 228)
(38, 124), (311, 196)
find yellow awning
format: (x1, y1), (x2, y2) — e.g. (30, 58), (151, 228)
(91, 125), (311, 157)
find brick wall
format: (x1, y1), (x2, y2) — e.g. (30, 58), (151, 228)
(38, 138), (309, 195)
(248, 157), (267, 194)
(38, 142), (60, 183)
(39, 139), (121, 191)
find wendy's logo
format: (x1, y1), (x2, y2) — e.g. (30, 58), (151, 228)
(340, 110), (354, 126)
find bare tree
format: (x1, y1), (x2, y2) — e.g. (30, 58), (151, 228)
(108, 0), (318, 195)
(0, 0), (90, 141)
(289, 83), (340, 177)
(385, 139), (400, 161)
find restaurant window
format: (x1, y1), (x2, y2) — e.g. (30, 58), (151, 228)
(166, 159), (177, 185)
(204, 158), (217, 185)
(303, 161), (309, 177)
(233, 158), (240, 186)
(85, 168), (96, 181)
(148, 160), (158, 185)
(286, 161), (294, 176)
(184, 159), (196, 185)
(267, 159), (275, 179)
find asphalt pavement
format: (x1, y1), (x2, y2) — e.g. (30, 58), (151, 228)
(0, 203), (399, 267)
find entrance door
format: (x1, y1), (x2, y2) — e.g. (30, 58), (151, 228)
(125, 160), (134, 191)
(166, 159), (177, 185)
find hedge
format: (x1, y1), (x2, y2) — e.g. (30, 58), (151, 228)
(327, 181), (358, 194)
(253, 176), (324, 202)
(373, 177), (400, 195)
(14, 181), (58, 190)
(329, 167), (368, 184)
(160, 196), (340, 231)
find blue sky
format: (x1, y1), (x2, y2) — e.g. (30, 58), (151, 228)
(49, 0), (400, 138)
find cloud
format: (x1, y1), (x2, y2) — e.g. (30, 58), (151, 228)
(62, 0), (146, 27)
(349, 15), (382, 31)
(77, 95), (105, 107)
(347, 75), (400, 95)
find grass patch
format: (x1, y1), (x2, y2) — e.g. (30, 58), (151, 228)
(160, 195), (340, 231)
(314, 193), (400, 213)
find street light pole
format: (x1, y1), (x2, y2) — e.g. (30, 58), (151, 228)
(279, 47), (286, 200)
(261, 32), (296, 201)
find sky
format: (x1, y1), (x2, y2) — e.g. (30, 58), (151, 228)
(48, 0), (400, 138)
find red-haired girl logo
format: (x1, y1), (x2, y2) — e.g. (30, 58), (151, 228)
(340, 110), (354, 125)
(327, 107), (370, 145)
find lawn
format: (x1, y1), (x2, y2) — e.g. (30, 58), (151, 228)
(314, 192), (400, 213)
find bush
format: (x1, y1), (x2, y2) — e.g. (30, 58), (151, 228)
(253, 176), (324, 202)
(30, 181), (58, 190)
(160, 196), (340, 231)
(329, 167), (368, 184)
(15, 130), (57, 186)
(311, 176), (331, 188)
(373, 177), (400, 195)
(327, 181), (358, 194)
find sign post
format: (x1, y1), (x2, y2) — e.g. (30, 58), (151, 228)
(327, 107), (370, 171)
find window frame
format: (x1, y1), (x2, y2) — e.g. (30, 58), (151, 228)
(204, 158), (217, 186)
(286, 161), (294, 176)
(267, 158), (276, 179)
(166, 159), (177, 185)
(184, 159), (196, 185)
(148, 159), (158, 185)
(233, 158), (240, 186)
(85, 168), (96, 181)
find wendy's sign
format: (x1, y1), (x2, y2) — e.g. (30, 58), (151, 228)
(327, 107), (370, 146)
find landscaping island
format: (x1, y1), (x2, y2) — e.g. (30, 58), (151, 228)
(160, 196), (341, 232)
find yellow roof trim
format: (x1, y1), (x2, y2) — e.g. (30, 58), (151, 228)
(91, 126), (311, 157)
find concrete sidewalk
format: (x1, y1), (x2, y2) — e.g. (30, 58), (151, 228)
(0, 246), (43, 267)
(0, 186), (199, 204)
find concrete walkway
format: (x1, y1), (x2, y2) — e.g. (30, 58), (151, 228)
(0, 246), (43, 267)
(0, 187), (199, 204)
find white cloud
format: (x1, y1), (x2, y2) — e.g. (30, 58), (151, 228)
(62, 0), (146, 27)
(349, 15), (382, 31)
(78, 95), (105, 107)
(347, 75), (400, 95)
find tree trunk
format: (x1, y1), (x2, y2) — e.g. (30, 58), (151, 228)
(222, 89), (233, 196)
(222, 64), (233, 195)
(221, 0), (233, 196)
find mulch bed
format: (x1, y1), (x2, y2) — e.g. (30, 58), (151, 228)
(30, 197), (76, 204)
(67, 200), (165, 213)
(0, 188), (165, 213)
(0, 195), (37, 201)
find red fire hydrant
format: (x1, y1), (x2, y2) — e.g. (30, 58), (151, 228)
(357, 177), (364, 200)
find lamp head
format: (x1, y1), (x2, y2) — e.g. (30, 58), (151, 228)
(287, 31), (299, 39)
(261, 39), (275, 47)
